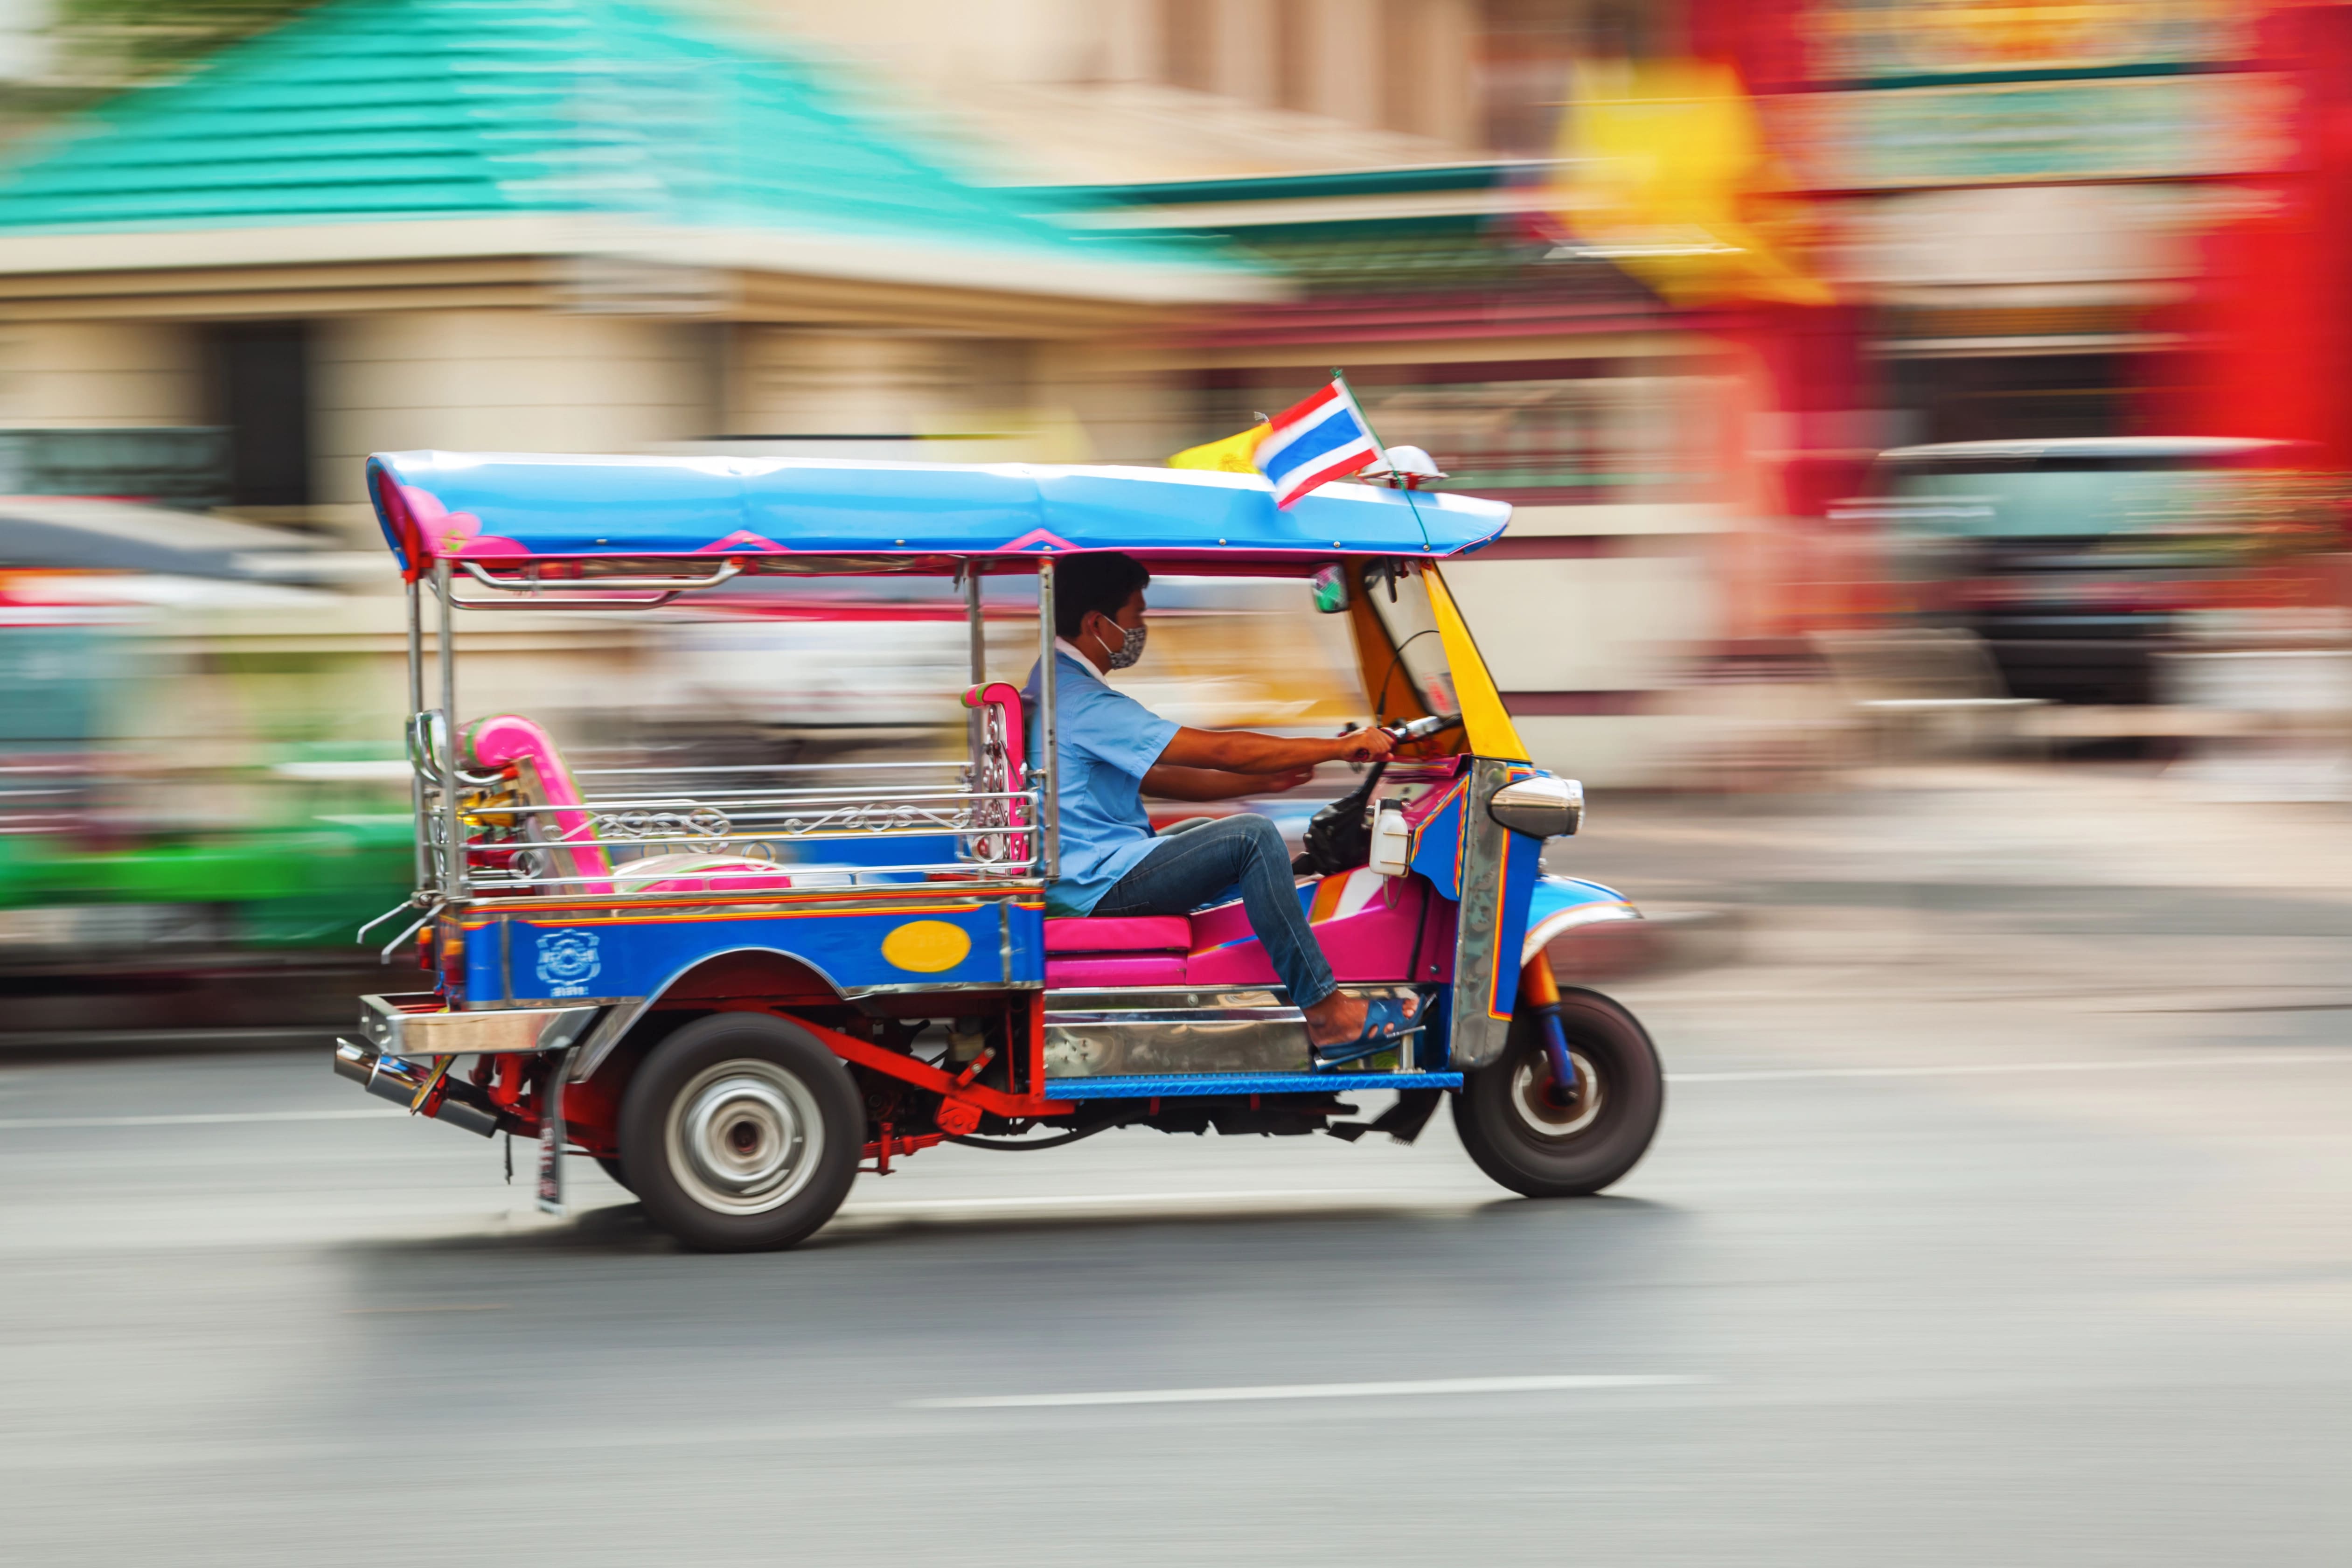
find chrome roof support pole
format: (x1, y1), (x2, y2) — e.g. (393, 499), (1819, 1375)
(964, 563), (987, 687)
(405, 576), (427, 892)
(1036, 558), (1058, 881)
(962, 562), (985, 776)
(436, 558), (463, 900)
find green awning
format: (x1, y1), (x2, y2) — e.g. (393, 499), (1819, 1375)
(0, 0), (1262, 301)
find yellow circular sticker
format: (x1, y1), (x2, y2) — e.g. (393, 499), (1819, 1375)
(880, 919), (972, 974)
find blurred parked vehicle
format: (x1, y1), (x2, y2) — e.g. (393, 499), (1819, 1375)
(1848, 437), (2339, 706)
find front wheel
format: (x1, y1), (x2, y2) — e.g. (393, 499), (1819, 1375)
(1452, 986), (1663, 1198)
(619, 1013), (862, 1252)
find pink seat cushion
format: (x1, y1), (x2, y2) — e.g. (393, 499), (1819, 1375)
(1043, 915), (1191, 954)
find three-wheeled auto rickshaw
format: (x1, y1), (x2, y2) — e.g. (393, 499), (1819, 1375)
(334, 453), (1663, 1250)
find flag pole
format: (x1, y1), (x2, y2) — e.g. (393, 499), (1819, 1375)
(1330, 367), (1392, 470)
(1333, 369), (1429, 552)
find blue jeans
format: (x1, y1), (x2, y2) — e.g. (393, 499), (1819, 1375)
(1090, 814), (1336, 1009)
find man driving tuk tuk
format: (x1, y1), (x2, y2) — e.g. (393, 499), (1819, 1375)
(1024, 551), (1418, 1061)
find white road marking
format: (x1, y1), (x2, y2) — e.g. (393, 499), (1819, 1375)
(1667, 1051), (2344, 1084)
(912, 1373), (1706, 1409)
(0, 1108), (399, 1130)
(843, 1187), (1391, 1213)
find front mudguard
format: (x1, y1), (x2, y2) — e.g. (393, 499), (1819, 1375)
(1519, 874), (1642, 970)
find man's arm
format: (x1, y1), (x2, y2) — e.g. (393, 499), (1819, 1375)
(1157, 724), (1392, 773)
(1142, 764), (1314, 801)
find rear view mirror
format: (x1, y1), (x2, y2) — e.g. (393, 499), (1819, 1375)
(1310, 562), (1349, 613)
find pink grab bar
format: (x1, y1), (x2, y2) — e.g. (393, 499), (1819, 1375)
(962, 682), (1030, 866)
(462, 714), (614, 895)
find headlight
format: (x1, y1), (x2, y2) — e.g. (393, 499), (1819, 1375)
(1487, 775), (1583, 838)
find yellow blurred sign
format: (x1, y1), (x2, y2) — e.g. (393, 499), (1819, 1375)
(1551, 60), (1833, 308)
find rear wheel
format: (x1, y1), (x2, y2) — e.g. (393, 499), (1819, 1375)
(1452, 986), (1662, 1197)
(594, 1156), (634, 1194)
(619, 1013), (861, 1252)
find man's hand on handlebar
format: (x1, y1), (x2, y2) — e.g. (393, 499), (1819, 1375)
(1385, 712), (1464, 743)
(1332, 725), (1395, 764)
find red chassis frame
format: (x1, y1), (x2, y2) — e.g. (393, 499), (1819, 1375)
(448, 992), (1076, 1171)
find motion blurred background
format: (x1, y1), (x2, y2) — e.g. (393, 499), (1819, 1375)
(8, 7), (2352, 1564)
(0, 0), (2343, 1030)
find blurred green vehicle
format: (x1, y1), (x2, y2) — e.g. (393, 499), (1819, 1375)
(0, 809), (414, 949)
(0, 610), (413, 1032)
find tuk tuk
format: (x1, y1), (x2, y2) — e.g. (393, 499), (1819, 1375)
(333, 452), (1663, 1250)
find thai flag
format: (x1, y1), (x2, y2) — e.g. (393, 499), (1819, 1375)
(1255, 378), (1384, 509)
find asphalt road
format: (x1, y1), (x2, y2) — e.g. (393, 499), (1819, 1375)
(4, 769), (2351, 1565)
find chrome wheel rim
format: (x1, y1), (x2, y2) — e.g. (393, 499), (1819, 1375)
(664, 1059), (824, 1215)
(1508, 1048), (1603, 1140)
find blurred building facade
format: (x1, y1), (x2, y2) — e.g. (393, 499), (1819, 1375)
(0, 0), (2342, 790)
(0, 0), (1270, 532)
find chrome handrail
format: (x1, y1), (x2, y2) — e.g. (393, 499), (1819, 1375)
(458, 560), (745, 593)
(445, 589), (687, 610)
(466, 822), (1030, 856)
(466, 866), (1040, 894)
(450, 764), (1040, 881)
(472, 787), (1032, 813)
(571, 761), (962, 776)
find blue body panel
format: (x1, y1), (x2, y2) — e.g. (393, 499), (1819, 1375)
(1486, 827), (1544, 1020)
(464, 898), (1044, 1004)
(369, 452), (1510, 571)
(1406, 781), (1468, 900)
(1043, 1071), (1463, 1099)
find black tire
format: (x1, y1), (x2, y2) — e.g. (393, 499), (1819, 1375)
(594, 1156), (634, 1194)
(618, 1013), (862, 1252)
(1452, 986), (1663, 1198)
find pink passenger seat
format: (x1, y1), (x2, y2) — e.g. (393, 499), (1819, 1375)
(1043, 916), (1190, 953)
(1042, 914), (1190, 987)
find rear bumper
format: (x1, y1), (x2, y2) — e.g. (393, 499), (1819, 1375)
(335, 993), (596, 1139)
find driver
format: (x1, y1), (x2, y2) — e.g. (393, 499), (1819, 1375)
(1023, 552), (1419, 1059)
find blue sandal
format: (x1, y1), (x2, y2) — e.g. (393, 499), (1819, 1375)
(1310, 993), (1423, 1070)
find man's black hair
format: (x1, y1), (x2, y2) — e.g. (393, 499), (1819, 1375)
(1053, 552), (1151, 642)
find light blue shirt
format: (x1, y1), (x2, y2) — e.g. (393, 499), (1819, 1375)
(1023, 646), (1179, 916)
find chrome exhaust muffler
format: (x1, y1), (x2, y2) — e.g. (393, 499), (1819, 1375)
(334, 1038), (505, 1138)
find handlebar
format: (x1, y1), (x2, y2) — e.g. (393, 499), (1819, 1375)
(1381, 713), (1463, 743)
(1293, 714), (1462, 877)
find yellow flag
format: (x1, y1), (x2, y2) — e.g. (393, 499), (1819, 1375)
(1169, 422), (1270, 474)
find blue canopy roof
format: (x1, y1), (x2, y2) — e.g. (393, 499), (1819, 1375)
(368, 452), (1510, 576)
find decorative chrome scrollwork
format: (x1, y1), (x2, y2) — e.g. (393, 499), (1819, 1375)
(589, 805), (733, 845)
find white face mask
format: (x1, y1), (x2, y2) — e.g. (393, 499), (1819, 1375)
(1091, 618), (1147, 670)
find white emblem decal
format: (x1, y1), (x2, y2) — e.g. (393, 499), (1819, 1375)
(535, 930), (601, 996)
